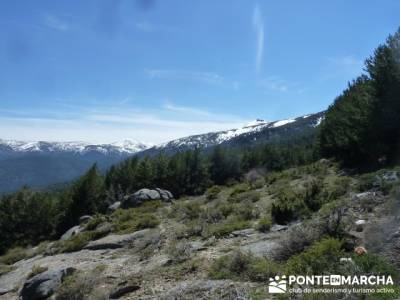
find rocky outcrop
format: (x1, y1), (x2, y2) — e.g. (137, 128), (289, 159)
(60, 225), (83, 241)
(84, 229), (151, 250)
(79, 215), (92, 224)
(107, 201), (121, 213)
(109, 284), (141, 299)
(121, 188), (173, 208)
(19, 267), (75, 300)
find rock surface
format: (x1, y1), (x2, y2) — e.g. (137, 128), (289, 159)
(107, 201), (121, 213)
(122, 188), (173, 208)
(79, 215), (92, 224)
(19, 267), (75, 300)
(84, 229), (151, 250)
(109, 284), (141, 299)
(60, 225), (83, 241)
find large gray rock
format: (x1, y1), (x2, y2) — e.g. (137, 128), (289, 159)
(79, 215), (92, 224)
(122, 188), (173, 208)
(60, 225), (83, 241)
(84, 229), (151, 250)
(19, 267), (75, 300)
(108, 201), (121, 213)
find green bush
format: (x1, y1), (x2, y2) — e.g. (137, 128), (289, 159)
(214, 201), (234, 218)
(0, 247), (32, 265)
(169, 201), (203, 221)
(204, 217), (249, 238)
(84, 215), (107, 231)
(58, 231), (102, 253)
(111, 209), (159, 234)
(271, 189), (305, 224)
(285, 238), (345, 275)
(353, 253), (399, 279)
(28, 265), (48, 279)
(234, 202), (259, 221)
(252, 178), (265, 189)
(271, 177), (335, 224)
(209, 251), (279, 282)
(0, 264), (15, 276)
(256, 217), (272, 233)
(229, 191), (261, 203)
(229, 183), (250, 197)
(205, 186), (222, 201)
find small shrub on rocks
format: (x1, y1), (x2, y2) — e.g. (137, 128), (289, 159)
(209, 251), (279, 282)
(285, 238), (345, 275)
(256, 217), (272, 233)
(205, 186), (222, 201)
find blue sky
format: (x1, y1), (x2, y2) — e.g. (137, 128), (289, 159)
(0, 0), (399, 143)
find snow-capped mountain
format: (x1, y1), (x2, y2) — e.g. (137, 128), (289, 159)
(0, 140), (151, 194)
(139, 111), (324, 156)
(0, 139), (151, 155)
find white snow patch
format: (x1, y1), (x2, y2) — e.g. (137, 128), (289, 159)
(271, 119), (295, 128)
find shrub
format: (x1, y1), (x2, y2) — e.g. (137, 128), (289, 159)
(229, 191), (260, 203)
(111, 209), (159, 234)
(58, 231), (100, 253)
(285, 238), (345, 275)
(234, 202), (259, 220)
(199, 207), (224, 224)
(319, 176), (351, 203)
(84, 215), (107, 231)
(256, 217), (272, 233)
(209, 251), (279, 282)
(205, 186), (222, 201)
(204, 217), (250, 238)
(252, 178), (265, 189)
(55, 269), (104, 300)
(0, 264), (15, 276)
(271, 189), (305, 224)
(166, 239), (192, 263)
(0, 247), (32, 265)
(169, 201), (203, 221)
(272, 222), (325, 261)
(214, 201), (234, 218)
(357, 173), (376, 192)
(28, 265), (48, 279)
(353, 253), (399, 279)
(271, 177), (331, 224)
(229, 183), (250, 197)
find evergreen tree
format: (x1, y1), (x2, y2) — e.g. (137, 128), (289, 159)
(317, 76), (375, 165)
(58, 164), (106, 232)
(366, 28), (400, 163)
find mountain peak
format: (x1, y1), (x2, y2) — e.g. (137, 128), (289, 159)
(0, 139), (151, 155)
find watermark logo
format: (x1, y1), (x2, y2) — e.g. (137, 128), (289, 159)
(268, 275), (287, 293)
(267, 275), (394, 294)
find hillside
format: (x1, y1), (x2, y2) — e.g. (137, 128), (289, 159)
(0, 160), (399, 299)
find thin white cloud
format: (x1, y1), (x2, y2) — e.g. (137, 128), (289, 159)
(253, 4), (264, 73)
(146, 69), (238, 89)
(44, 15), (69, 31)
(258, 76), (307, 94)
(259, 77), (288, 92)
(0, 102), (248, 144)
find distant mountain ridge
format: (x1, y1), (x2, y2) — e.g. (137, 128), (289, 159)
(0, 139), (150, 156)
(0, 140), (151, 194)
(0, 112), (324, 193)
(139, 111), (324, 156)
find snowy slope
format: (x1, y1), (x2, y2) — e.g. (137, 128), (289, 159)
(138, 112), (324, 157)
(0, 139), (151, 155)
